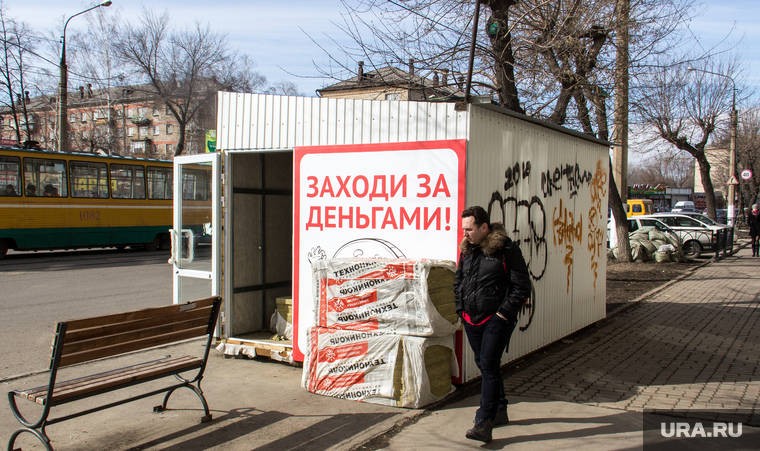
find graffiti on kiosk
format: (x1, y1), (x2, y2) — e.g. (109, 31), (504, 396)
(488, 192), (547, 282)
(587, 161), (607, 290)
(553, 198), (583, 292)
(551, 161), (608, 292)
(541, 163), (594, 198)
(490, 159), (608, 296)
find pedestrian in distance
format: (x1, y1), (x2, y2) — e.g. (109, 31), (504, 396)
(454, 206), (531, 443)
(748, 204), (760, 257)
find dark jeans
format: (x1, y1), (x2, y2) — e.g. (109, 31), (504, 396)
(464, 314), (518, 421)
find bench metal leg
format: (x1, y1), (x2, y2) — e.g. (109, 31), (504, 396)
(153, 381), (212, 423)
(7, 427), (53, 451)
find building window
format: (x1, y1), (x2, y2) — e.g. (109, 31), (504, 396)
(153, 108), (160, 116)
(138, 126), (149, 137)
(127, 108), (134, 117)
(93, 111), (100, 120)
(385, 93), (400, 100)
(69, 113), (76, 123)
(81, 112), (87, 122)
(138, 107), (149, 117)
(131, 141), (146, 153)
(166, 124), (174, 135)
(127, 127), (135, 137)
(166, 143), (172, 154)
(153, 126), (160, 135)
(165, 105), (172, 115)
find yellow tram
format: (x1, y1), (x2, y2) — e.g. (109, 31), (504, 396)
(0, 147), (178, 257)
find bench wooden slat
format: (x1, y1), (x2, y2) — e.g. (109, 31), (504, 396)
(62, 297), (216, 331)
(20, 356), (202, 405)
(51, 357), (200, 403)
(63, 307), (212, 343)
(62, 317), (210, 355)
(20, 356), (199, 400)
(59, 326), (208, 367)
(19, 356), (200, 403)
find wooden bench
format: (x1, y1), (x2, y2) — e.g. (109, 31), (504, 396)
(7, 296), (222, 451)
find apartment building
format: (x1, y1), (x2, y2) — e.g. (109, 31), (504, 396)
(0, 83), (215, 159)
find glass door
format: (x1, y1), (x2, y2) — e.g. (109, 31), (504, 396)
(172, 152), (221, 304)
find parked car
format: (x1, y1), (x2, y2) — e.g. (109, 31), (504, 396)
(627, 199), (654, 217)
(700, 209), (728, 224)
(672, 200), (696, 212)
(608, 215), (680, 250)
(643, 213), (722, 257)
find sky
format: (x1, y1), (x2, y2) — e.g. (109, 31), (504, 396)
(3, 0), (760, 97)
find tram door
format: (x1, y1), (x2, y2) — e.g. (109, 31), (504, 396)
(172, 153), (221, 305)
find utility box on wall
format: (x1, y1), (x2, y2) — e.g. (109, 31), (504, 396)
(199, 92), (609, 383)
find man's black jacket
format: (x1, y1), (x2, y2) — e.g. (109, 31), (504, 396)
(454, 222), (532, 324)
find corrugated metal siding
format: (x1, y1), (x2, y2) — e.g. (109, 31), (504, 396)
(464, 105), (608, 380)
(217, 92), (470, 149)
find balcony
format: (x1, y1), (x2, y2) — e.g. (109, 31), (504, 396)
(130, 116), (152, 125)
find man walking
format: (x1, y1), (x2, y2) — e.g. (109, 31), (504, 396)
(454, 206), (531, 443)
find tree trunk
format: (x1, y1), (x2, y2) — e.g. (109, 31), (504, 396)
(175, 124), (185, 156)
(484, 1), (523, 113)
(609, 156), (632, 261)
(613, 0), (630, 202)
(696, 152), (717, 218)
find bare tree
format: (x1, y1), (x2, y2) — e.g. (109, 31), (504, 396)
(629, 149), (694, 188)
(635, 57), (743, 220)
(114, 9), (266, 156)
(711, 108), (760, 217)
(265, 80), (304, 96)
(0, 2), (41, 146)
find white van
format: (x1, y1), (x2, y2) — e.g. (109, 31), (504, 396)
(672, 201), (695, 212)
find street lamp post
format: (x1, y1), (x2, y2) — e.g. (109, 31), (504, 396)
(58, 1), (112, 153)
(687, 66), (738, 226)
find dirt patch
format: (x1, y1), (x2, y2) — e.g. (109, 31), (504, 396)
(605, 258), (704, 314)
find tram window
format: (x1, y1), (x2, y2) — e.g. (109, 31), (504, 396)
(70, 161), (108, 198)
(24, 158), (67, 197)
(147, 166), (173, 199)
(182, 169), (210, 200)
(110, 164), (146, 199)
(0, 156), (21, 196)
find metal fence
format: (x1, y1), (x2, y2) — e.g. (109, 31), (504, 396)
(713, 227), (735, 260)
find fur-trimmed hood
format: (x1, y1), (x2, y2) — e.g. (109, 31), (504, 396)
(459, 222), (510, 256)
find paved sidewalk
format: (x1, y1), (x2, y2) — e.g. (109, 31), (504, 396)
(378, 244), (760, 449)
(3, 245), (758, 450)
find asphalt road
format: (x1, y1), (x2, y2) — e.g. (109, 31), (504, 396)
(0, 248), (174, 379)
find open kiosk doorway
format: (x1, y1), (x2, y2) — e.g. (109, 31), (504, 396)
(220, 150), (294, 360)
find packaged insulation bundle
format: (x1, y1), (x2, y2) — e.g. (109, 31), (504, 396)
(301, 326), (456, 408)
(311, 259), (459, 337)
(269, 296), (293, 340)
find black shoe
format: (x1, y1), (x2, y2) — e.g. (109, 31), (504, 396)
(466, 418), (493, 443)
(493, 409), (509, 426)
